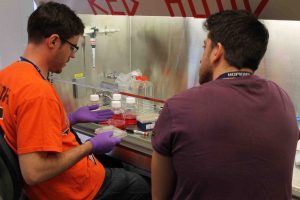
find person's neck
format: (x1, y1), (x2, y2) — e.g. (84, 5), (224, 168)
(22, 44), (48, 78)
(212, 65), (253, 80)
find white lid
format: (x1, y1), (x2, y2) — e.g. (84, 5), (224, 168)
(112, 93), (122, 101)
(111, 100), (121, 108)
(90, 94), (100, 102)
(126, 97), (136, 104)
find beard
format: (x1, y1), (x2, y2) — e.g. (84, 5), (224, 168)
(199, 65), (213, 85)
(49, 59), (66, 74)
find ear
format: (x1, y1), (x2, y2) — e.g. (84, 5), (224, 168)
(210, 42), (224, 64)
(47, 34), (60, 49)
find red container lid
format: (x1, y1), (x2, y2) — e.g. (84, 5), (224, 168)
(135, 75), (148, 81)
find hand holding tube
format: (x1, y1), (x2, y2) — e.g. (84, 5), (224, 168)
(88, 131), (121, 154)
(68, 105), (113, 125)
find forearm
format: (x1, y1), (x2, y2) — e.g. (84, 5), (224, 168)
(151, 150), (175, 200)
(19, 141), (93, 185)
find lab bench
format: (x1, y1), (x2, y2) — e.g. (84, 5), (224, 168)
(72, 123), (300, 197)
(72, 122), (153, 176)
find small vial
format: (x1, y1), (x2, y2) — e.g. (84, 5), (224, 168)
(124, 97), (137, 125)
(112, 93), (122, 101)
(112, 93), (124, 109)
(89, 94), (100, 106)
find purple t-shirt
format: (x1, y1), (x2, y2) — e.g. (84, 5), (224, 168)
(152, 75), (298, 200)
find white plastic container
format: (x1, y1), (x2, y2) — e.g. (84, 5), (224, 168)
(124, 97), (137, 125)
(134, 76), (153, 114)
(112, 93), (125, 108)
(110, 100), (126, 129)
(112, 93), (122, 101)
(89, 94), (100, 106)
(111, 100), (122, 114)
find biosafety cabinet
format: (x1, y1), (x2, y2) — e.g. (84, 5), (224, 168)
(37, 0), (300, 196)
(48, 0), (300, 115)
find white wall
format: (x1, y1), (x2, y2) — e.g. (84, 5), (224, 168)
(0, 0), (33, 69)
(262, 20), (300, 115)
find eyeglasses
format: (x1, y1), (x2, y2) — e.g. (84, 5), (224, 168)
(59, 36), (79, 53)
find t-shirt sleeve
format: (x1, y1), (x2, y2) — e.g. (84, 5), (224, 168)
(152, 102), (174, 156)
(16, 95), (63, 154)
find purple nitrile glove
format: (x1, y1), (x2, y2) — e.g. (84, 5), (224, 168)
(89, 131), (121, 154)
(68, 105), (114, 125)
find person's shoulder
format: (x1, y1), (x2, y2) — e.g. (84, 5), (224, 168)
(262, 76), (291, 96)
(0, 60), (21, 72)
(165, 83), (215, 105)
(2, 61), (54, 99)
(250, 75), (283, 89)
(173, 82), (219, 97)
(2, 61), (36, 77)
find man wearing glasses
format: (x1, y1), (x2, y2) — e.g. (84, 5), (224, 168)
(60, 36), (79, 53)
(0, 2), (150, 200)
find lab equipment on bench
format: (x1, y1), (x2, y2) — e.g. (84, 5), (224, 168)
(89, 94), (100, 106)
(109, 100), (126, 129)
(132, 75), (154, 115)
(124, 97), (137, 125)
(136, 113), (159, 131)
(125, 128), (149, 137)
(95, 125), (127, 138)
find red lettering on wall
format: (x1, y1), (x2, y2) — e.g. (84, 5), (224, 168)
(215, 0), (268, 17)
(216, 0), (224, 11)
(188, 0), (210, 18)
(165, 0), (187, 17)
(88, 0), (109, 15)
(253, 0), (269, 17)
(88, 0), (269, 17)
(88, 0), (139, 15)
(165, 0), (248, 18)
(122, 0), (139, 16)
(243, 0), (251, 11)
(106, 0), (126, 15)
(231, 0), (238, 9)
(242, 0), (269, 17)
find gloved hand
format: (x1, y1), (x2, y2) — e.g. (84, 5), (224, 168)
(89, 131), (121, 154)
(68, 105), (114, 125)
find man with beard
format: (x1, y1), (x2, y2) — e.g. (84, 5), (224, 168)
(0, 2), (150, 200)
(151, 10), (299, 200)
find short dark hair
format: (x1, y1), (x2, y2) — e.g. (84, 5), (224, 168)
(27, 1), (85, 43)
(204, 10), (269, 71)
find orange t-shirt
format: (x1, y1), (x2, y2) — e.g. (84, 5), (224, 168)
(0, 61), (105, 200)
